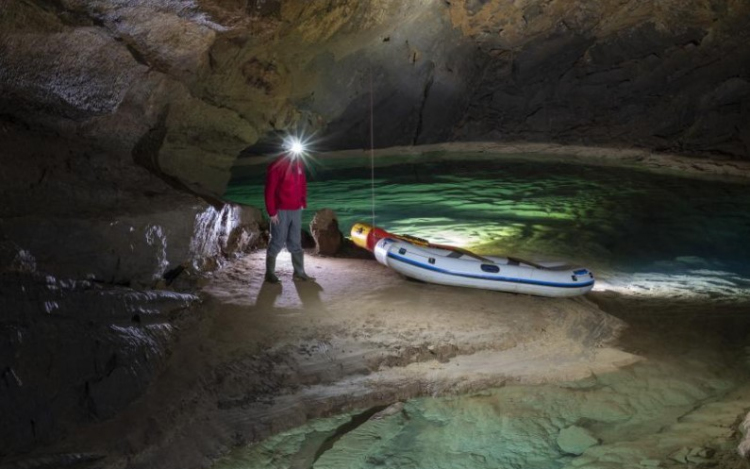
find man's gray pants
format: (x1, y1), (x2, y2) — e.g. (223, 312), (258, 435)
(267, 209), (302, 258)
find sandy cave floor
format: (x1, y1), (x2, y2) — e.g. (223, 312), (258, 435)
(31, 250), (750, 469)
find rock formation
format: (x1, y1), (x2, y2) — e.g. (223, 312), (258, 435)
(310, 208), (343, 256)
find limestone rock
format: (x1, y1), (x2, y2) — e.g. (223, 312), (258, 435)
(739, 411), (750, 458)
(0, 201), (262, 287)
(301, 228), (317, 250)
(310, 209), (342, 256)
(224, 205), (264, 256)
(312, 404), (408, 469)
(0, 24), (145, 120)
(0, 272), (197, 453)
(557, 425), (600, 455)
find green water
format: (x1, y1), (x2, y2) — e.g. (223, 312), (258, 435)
(226, 153), (750, 301)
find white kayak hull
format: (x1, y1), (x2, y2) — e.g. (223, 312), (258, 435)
(373, 238), (594, 298)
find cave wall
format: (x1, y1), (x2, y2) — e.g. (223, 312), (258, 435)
(0, 0), (267, 284)
(1, 3), (266, 450)
(223, 0), (750, 158)
(2, 0), (749, 205)
(449, 0), (750, 156)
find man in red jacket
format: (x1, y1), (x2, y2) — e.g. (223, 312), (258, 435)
(264, 151), (314, 283)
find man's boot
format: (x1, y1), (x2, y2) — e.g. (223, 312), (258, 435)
(291, 251), (315, 281)
(265, 255), (280, 283)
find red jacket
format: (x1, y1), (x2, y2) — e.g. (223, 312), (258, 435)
(264, 155), (307, 216)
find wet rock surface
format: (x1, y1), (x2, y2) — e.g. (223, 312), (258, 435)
(558, 425), (600, 455)
(216, 365), (750, 469)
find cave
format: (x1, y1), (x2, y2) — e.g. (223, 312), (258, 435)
(2, 0), (750, 468)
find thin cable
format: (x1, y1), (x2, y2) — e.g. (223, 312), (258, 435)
(370, 69), (376, 226)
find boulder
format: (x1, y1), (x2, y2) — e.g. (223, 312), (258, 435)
(310, 209), (342, 256)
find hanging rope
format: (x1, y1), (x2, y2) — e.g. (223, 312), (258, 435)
(370, 68), (376, 226)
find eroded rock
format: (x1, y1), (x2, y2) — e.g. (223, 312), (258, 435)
(310, 208), (342, 256)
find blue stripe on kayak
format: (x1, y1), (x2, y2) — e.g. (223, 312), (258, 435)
(387, 252), (595, 289)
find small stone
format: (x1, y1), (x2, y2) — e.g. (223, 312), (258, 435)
(689, 447), (714, 459)
(557, 425), (599, 455)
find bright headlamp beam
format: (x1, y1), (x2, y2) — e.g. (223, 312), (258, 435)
(290, 140), (304, 155)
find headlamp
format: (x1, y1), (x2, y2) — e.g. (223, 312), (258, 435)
(290, 139), (304, 155)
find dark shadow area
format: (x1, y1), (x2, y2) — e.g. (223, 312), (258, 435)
(293, 279), (325, 312)
(254, 280), (283, 311)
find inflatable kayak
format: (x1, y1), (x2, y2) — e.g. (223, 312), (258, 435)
(351, 223), (594, 297)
